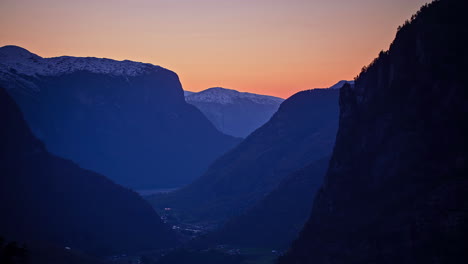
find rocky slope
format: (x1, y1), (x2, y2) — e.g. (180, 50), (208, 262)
(185, 87), (284, 138)
(197, 157), (330, 250)
(0, 46), (240, 189)
(0, 87), (177, 255)
(150, 89), (339, 227)
(279, 0), (468, 263)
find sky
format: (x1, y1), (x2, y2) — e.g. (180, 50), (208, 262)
(0, 0), (430, 98)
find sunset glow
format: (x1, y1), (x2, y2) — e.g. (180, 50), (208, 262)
(0, 0), (430, 98)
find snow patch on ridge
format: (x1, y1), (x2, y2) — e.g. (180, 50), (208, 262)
(0, 45), (164, 78)
(186, 87), (284, 105)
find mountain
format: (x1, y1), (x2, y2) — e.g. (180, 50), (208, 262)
(183, 91), (195, 96)
(0, 46), (240, 189)
(196, 157), (330, 250)
(185, 87), (284, 137)
(328, 80), (354, 89)
(0, 87), (177, 255)
(150, 88), (339, 227)
(279, 1), (468, 263)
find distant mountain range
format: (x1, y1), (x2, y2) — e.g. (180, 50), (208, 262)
(150, 88), (339, 228)
(184, 87), (284, 138)
(0, 87), (177, 255)
(182, 84), (353, 138)
(0, 46), (240, 189)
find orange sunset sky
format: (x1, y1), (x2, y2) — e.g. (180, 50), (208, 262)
(1, 0), (430, 98)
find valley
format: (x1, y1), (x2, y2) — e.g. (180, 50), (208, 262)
(1, 1), (467, 264)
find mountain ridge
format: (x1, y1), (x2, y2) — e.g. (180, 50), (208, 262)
(0, 45), (167, 79)
(184, 87), (284, 137)
(0, 45), (241, 189)
(328, 80), (354, 89)
(186, 87), (284, 105)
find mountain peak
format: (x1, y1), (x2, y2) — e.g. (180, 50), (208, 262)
(0, 45), (40, 61)
(184, 87), (284, 137)
(328, 80), (354, 89)
(205, 87), (239, 93)
(0, 45), (33, 54)
(186, 87), (284, 105)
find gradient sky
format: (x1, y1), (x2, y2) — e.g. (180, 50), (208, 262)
(1, 0), (429, 98)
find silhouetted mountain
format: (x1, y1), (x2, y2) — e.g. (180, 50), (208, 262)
(279, 1), (468, 263)
(185, 87), (284, 137)
(150, 89), (339, 227)
(197, 157), (330, 250)
(328, 80), (354, 89)
(0, 46), (240, 189)
(0, 87), (177, 255)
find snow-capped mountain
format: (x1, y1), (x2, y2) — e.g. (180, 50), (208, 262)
(186, 87), (284, 105)
(0, 45), (240, 189)
(0, 45), (162, 77)
(328, 80), (355, 89)
(0, 45), (166, 93)
(185, 87), (284, 137)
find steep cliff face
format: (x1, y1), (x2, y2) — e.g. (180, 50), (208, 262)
(0, 46), (240, 189)
(0, 87), (177, 255)
(279, 0), (468, 263)
(151, 89), (339, 226)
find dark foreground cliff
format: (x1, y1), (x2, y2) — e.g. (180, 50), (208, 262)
(279, 0), (468, 263)
(0, 87), (177, 256)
